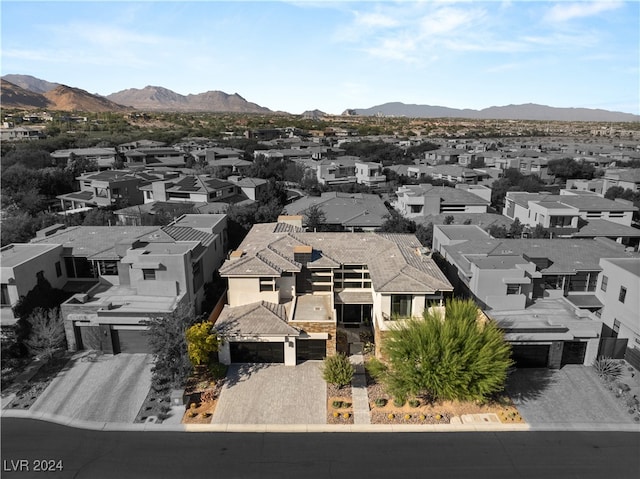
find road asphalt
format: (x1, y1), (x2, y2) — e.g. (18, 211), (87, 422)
(2, 418), (639, 479)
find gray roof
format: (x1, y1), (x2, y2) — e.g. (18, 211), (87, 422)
(284, 192), (389, 228)
(442, 237), (638, 275)
(215, 301), (300, 337)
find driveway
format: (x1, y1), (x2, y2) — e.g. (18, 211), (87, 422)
(506, 365), (634, 427)
(30, 352), (152, 423)
(212, 362), (326, 424)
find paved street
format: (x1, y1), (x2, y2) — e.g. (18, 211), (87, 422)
(212, 362), (326, 424)
(29, 353), (152, 423)
(506, 365), (634, 427)
(2, 418), (639, 479)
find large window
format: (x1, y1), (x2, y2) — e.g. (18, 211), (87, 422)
(391, 295), (412, 318)
(64, 257), (96, 279)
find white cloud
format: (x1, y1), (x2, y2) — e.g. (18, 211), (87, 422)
(545, 1), (623, 22)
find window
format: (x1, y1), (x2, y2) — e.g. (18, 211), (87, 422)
(391, 295), (412, 318)
(506, 284), (520, 295)
(259, 277), (275, 292)
(618, 286), (627, 303)
(55, 261), (62, 278)
(600, 275), (608, 292)
(613, 319), (621, 334)
(142, 269), (156, 280)
(1, 284), (9, 306)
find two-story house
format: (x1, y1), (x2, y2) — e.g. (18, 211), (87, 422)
(214, 218), (453, 365)
(503, 192), (638, 229)
(595, 258), (640, 368)
(393, 184), (490, 218)
(433, 224), (638, 368)
(56, 170), (167, 212)
(355, 161), (386, 187)
(140, 175), (243, 204)
(2, 215), (228, 354)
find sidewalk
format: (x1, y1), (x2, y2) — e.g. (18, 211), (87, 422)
(5, 408), (640, 432)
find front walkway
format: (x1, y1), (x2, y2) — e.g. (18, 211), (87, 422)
(211, 362), (325, 424)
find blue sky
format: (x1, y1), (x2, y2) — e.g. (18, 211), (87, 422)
(2, 1), (638, 115)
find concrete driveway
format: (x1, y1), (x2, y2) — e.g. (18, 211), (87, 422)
(506, 365), (634, 427)
(30, 352), (152, 423)
(212, 362), (326, 424)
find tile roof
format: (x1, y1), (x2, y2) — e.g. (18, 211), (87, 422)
(284, 192), (389, 228)
(220, 223), (453, 293)
(161, 226), (216, 247)
(398, 184), (490, 205)
(215, 301), (300, 337)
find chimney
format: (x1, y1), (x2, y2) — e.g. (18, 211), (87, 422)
(229, 250), (245, 260)
(36, 224), (66, 238)
(277, 215), (303, 229)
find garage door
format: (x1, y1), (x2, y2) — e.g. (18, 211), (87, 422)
(561, 341), (587, 366)
(297, 339), (326, 361)
(113, 329), (151, 354)
(230, 342), (284, 363)
(78, 325), (104, 350)
(511, 344), (549, 368)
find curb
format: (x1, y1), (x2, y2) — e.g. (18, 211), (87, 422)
(3, 410), (639, 433)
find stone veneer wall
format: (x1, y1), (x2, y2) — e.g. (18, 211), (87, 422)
(374, 326), (390, 362)
(293, 321), (336, 356)
(60, 303), (102, 351)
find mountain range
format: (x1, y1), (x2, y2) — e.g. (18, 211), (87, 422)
(1, 74), (638, 121)
(352, 102), (640, 122)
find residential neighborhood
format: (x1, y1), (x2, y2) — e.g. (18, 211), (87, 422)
(1, 111), (639, 462)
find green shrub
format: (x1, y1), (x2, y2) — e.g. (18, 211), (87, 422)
(393, 397), (406, 408)
(208, 360), (228, 380)
(593, 357), (622, 382)
(332, 400), (343, 409)
(322, 353), (355, 388)
(375, 398), (387, 408)
(365, 357), (388, 381)
(408, 399), (420, 408)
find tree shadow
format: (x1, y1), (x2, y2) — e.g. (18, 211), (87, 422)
(223, 362), (273, 388)
(505, 368), (557, 403)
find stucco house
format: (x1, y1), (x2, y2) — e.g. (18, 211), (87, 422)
(433, 224), (639, 368)
(214, 218), (453, 365)
(2, 215), (228, 354)
(393, 184), (490, 218)
(595, 258), (640, 367)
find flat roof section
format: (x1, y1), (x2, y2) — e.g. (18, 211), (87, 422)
(292, 294), (333, 322)
(0, 244), (60, 268)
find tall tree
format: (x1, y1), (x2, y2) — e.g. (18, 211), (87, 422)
(303, 204), (327, 232)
